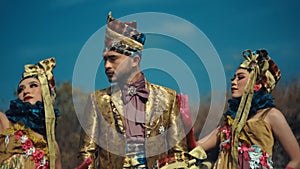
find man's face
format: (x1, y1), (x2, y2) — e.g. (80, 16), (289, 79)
(103, 51), (135, 83)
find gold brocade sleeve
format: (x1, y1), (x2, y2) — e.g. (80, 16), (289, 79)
(167, 92), (189, 154)
(78, 93), (100, 169)
(144, 82), (190, 168)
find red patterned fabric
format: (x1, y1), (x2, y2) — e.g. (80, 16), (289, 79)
(177, 94), (197, 150)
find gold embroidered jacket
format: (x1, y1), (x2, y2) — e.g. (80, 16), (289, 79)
(78, 80), (188, 168)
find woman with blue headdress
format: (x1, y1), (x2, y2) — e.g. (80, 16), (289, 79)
(0, 58), (61, 169)
(196, 49), (300, 169)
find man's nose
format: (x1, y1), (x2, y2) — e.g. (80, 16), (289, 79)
(105, 60), (112, 69)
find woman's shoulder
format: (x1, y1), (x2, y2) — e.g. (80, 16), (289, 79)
(0, 111), (8, 122)
(0, 111), (6, 117)
(0, 112), (10, 133)
(265, 107), (283, 119)
(263, 107), (288, 127)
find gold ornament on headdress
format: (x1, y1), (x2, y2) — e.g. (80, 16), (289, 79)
(239, 49), (281, 93)
(230, 49), (280, 168)
(105, 11), (144, 51)
(22, 57), (57, 169)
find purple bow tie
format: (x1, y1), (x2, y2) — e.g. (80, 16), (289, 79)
(121, 79), (149, 104)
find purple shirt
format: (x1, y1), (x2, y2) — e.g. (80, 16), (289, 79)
(120, 74), (149, 143)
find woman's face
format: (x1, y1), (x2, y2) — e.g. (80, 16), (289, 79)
(231, 68), (250, 98)
(17, 77), (42, 104)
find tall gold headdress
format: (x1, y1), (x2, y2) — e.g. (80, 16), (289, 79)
(104, 11), (146, 56)
(22, 57), (57, 169)
(231, 49), (281, 168)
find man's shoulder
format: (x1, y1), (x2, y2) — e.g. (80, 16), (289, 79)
(97, 87), (111, 93)
(86, 87), (112, 105)
(90, 87), (111, 97)
(147, 81), (177, 96)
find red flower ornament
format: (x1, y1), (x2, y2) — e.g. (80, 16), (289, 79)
(254, 84), (261, 92)
(32, 150), (45, 162)
(14, 130), (23, 141)
(22, 138), (34, 150)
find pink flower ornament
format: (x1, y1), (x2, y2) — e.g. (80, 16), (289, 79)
(32, 150), (45, 163)
(13, 130), (48, 169)
(254, 84), (261, 92)
(238, 144), (255, 161)
(14, 130), (23, 141)
(260, 152), (270, 169)
(22, 138), (34, 150)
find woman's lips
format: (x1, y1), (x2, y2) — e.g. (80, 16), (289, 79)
(24, 96), (33, 101)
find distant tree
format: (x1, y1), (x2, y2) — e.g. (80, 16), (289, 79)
(271, 77), (300, 168)
(54, 81), (88, 169)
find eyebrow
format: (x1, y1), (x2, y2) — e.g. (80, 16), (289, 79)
(236, 72), (246, 76)
(18, 81), (39, 88)
(108, 54), (119, 58)
(103, 54), (117, 59)
(18, 84), (24, 88)
(29, 81), (39, 85)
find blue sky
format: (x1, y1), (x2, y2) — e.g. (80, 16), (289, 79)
(1, 0), (300, 110)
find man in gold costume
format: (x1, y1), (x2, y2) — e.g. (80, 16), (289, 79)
(78, 12), (189, 169)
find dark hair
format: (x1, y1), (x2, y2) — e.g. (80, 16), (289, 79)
(17, 75), (39, 94)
